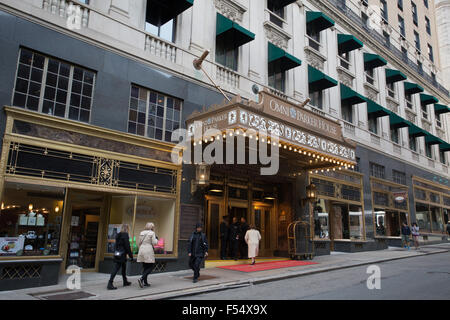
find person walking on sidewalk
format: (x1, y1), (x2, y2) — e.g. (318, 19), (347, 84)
(188, 223), (208, 283)
(229, 217), (240, 261)
(245, 225), (261, 265)
(137, 222), (158, 288)
(107, 224), (133, 290)
(401, 221), (411, 250)
(219, 216), (229, 260)
(411, 222), (420, 250)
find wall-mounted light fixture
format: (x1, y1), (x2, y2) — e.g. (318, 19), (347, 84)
(300, 184), (318, 206)
(191, 163), (211, 194)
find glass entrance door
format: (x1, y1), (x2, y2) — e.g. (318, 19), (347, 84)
(207, 200), (222, 258)
(254, 206), (271, 257)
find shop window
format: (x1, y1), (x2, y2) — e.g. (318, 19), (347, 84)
(13, 48), (95, 123)
(128, 85), (182, 142)
(331, 203), (363, 240)
(0, 182), (65, 257)
(313, 199), (330, 239)
(107, 195), (176, 256)
(415, 202), (431, 232)
(430, 206), (444, 233)
(414, 188), (427, 201)
(349, 205), (363, 239)
(429, 192), (440, 204)
(375, 210), (406, 237)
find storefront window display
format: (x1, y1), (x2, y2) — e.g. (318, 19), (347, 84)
(313, 199), (330, 239)
(415, 203), (431, 233)
(107, 195), (175, 256)
(430, 206), (444, 232)
(0, 182), (64, 257)
(374, 209), (407, 237)
(349, 205), (363, 239)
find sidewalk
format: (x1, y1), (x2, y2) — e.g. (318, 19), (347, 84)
(1, 243), (449, 300)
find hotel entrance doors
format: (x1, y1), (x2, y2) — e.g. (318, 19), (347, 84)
(254, 205), (272, 257)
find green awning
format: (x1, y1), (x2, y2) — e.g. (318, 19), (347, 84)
(440, 142), (450, 152)
(389, 113), (411, 129)
(268, 42), (301, 73)
(338, 34), (363, 54)
(363, 53), (387, 70)
(216, 13), (255, 48)
(420, 93), (439, 105)
(407, 123), (428, 138)
(306, 11), (335, 32)
(269, 0), (297, 10)
(385, 69), (407, 84)
(146, 0), (193, 27)
(404, 82), (424, 95)
(366, 99), (390, 118)
(425, 133), (445, 146)
(308, 65), (338, 92)
(340, 84), (366, 105)
(434, 104), (450, 115)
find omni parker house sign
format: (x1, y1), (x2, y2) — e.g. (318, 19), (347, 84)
(186, 90), (357, 169)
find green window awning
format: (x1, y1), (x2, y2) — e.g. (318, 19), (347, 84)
(389, 113), (411, 129)
(337, 34), (363, 54)
(366, 99), (390, 118)
(420, 93), (439, 105)
(425, 133), (445, 146)
(216, 13), (255, 48)
(340, 84), (366, 105)
(404, 82), (424, 95)
(308, 65), (338, 92)
(269, 0), (297, 10)
(440, 142), (450, 152)
(268, 42), (301, 73)
(434, 104), (450, 115)
(407, 123), (427, 138)
(146, 0), (193, 27)
(306, 11), (335, 32)
(363, 53), (387, 70)
(385, 69), (407, 84)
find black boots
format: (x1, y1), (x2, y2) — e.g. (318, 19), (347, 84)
(123, 279), (132, 287)
(107, 281), (117, 290)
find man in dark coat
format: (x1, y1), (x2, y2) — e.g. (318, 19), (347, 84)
(228, 217), (241, 260)
(188, 223), (208, 283)
(239, 217), (249, 259)
(219, 216), (229, 260)
(108, 224), (133, 290)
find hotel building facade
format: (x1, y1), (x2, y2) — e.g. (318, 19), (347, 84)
(0, 0), (448, 290)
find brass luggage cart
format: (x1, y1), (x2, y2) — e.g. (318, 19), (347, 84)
(287, 220), (314, 260)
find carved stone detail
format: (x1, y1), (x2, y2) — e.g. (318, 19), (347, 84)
(263, 21), (290, 50)
(304, 47), (326, 71)
(386, 96), (399, 113)
(214, 0), (247, 22)
(405, 108), (417, 123)
(364, 83), (379, 101)
(336, 67), (355, 87)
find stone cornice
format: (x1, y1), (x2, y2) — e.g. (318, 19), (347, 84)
(315, 1), (450, 104)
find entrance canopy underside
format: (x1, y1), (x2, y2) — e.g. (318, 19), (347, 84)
(186, 91), (357, 172)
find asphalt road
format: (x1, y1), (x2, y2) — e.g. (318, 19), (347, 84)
(175, 252), (450, 300)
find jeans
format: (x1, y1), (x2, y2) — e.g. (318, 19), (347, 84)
(141, 263), (155, 284)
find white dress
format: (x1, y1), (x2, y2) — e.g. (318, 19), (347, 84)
(245, 229), (261, 258)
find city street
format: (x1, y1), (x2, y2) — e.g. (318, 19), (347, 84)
(175, 251), (450, 300)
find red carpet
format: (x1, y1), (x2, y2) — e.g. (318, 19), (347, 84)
(217, 260), (318, 272)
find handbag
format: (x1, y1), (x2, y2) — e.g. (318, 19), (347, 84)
(114, 237), (125, 258)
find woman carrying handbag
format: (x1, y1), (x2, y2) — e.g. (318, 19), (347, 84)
(107, 224), (133, 290)
(137, 222), (158, 288)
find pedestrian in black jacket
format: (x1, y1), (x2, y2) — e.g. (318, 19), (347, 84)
(219, 216), (229, 260)
(107, 224), (133, 290)
(447, 221), (450, 236)
(229, 217), (241, 260)
(188, 223), (208, 283)
(239, 217), (249, 259)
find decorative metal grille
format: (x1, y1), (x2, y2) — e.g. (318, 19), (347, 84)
(311, 178), (335, 198)
(152, 262), (167, 273)
(6, 142), (177, 194)
(373, 192), (389, 206)
(341, 185), (361, 202)
(0, 264), (42, 280)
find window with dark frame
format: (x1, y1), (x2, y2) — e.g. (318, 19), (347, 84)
(380, 0), (388, 22)
(370, 162), (385, 179)
(398, 0), (403, 10)
(267, 0), (285, 28)
(425, 16), (431, 35)
(216, 36), (239, 72)
(128, 85), (182, 142)
(398, 15), (405, 37)
(414, 31), (421, 51)
(392, 170), (406, 185)
(409, 135), (417, 152)
(13, 48), (95, 123)
(412, 1), (418, 26)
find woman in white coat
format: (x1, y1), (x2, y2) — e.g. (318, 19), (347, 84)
(245, 225), (261, 265)
(137, 222), (158, 288)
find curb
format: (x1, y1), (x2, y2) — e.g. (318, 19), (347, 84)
(124, 248), (449, 300)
